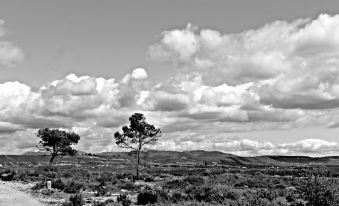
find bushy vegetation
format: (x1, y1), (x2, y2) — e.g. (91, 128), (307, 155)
(117, 194), (132, 206)
(299, 177), (339, 206)
(63, 181), (85, 193)
(1, 155), (339, 205)
(137, 191), (158, 205)
(62, 193), (85, 206)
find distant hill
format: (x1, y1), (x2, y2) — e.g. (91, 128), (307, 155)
(22, 151), (49, 156)
(97, 150), (339, 166)
(98, 150), (280, 166)
(22, 150), (87, 156)
(20, 150), (339, 166)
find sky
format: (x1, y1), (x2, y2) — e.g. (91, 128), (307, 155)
(1, 0), (339, 156)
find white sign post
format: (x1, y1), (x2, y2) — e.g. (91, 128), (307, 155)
(47, 181), (52, 190)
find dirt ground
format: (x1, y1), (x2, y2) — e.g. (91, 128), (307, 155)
(0, 181), (45, 206)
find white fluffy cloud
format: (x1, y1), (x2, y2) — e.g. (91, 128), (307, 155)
(1, 14), (339, 155)
(0, 68), (149, 132)
(150, 14), (339, 110)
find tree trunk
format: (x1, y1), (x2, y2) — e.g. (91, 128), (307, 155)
(136, 150), (140, 180)
(49, 153), (56, 166)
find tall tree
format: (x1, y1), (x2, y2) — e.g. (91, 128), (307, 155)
(36, 128), (80, 165)
(114, 113), (161, 180)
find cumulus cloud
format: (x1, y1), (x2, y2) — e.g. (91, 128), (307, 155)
(2, 14), (339, 155)
(122, 67), (148, 83)
(150, 14), (339, 110)
(0, 68), (149, 133)
(278, 139), (339, 155)
(150, 24), (199, 61)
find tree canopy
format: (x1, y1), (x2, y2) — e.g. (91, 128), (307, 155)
(36, 128), (80, 165)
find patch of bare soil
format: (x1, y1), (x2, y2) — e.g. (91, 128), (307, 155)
(0, 180), (66, 206)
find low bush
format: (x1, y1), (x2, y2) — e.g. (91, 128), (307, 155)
(170, 192), (187, 203)
(92, 201), (105, 206)
(52, 179), (66, 190)
(117, 194), (132, 206)
(185, 185), (224, 203)
(95, 182), (110, 196)
(62, 193), (84, 206)
(93, 199), (116, 206)
(97, 171), (116, 184)
(116, 172), (133, 180)
(164, 179), (189, 189)
(300, 177), (339, 206)
(137, 191), (158, 205)
(0, 170), (16, 181)
(183, 176), (204, 186)
(41, 188), (53, 196)
(32, 181), (46, 190)
(144, 177), (154, 182)
(63, 181), (85, 193)
(117, 181), (139, 191)
(163, 176), (204, 190)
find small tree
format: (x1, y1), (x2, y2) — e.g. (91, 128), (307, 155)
(36, 128), (80, 165)
(114, 113), (161, 180)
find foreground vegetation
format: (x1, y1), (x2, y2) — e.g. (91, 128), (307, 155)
(1, 155), (339, 206)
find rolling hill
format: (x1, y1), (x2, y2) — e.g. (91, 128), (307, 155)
(18, 150), (339, 167)
(97, 150), (339, 166)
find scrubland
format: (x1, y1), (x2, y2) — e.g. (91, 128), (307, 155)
(1, 154), (339, 206)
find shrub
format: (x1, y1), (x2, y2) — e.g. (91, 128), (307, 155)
(272, 197), (289, 206)
(185, 185), (212, 202)
(61, 170), (73, 178)
(41, 188), (53, 196)
(92, 201), (105, 206)
(170, 192), (187, 203)
(103, 199), (115, 204)
(183, 176), (204, 186)
(247, 196), (271, 206)
(93, 199), (116, 206)
(0, 170), (16, 181)
(95, 182), (109, 196)
(137, 191), (158, 205)
(62, 193), (84, 206)
(156, 190), (170, 202)
(97, 172), (116, 184)
(285, 192), (296, 203)
(223, 189), (240, 201)
(117, 194), (132, 206)
(257, 189), (279, 201)
(52, 179), (66, 190)
(32, 181), (45, 190)
(118, 181), (139, 191)
(63, 181), (85, 193)
(300, 177), (339, 206)
(116, 172), (133, 180)
(143, 175), (155, 182)
(164, 179), (189, 189)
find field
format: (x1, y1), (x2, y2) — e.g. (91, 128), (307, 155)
(1, 150), (339, 206)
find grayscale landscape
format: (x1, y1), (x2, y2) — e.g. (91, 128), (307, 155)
(1, 1), (339, 205)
